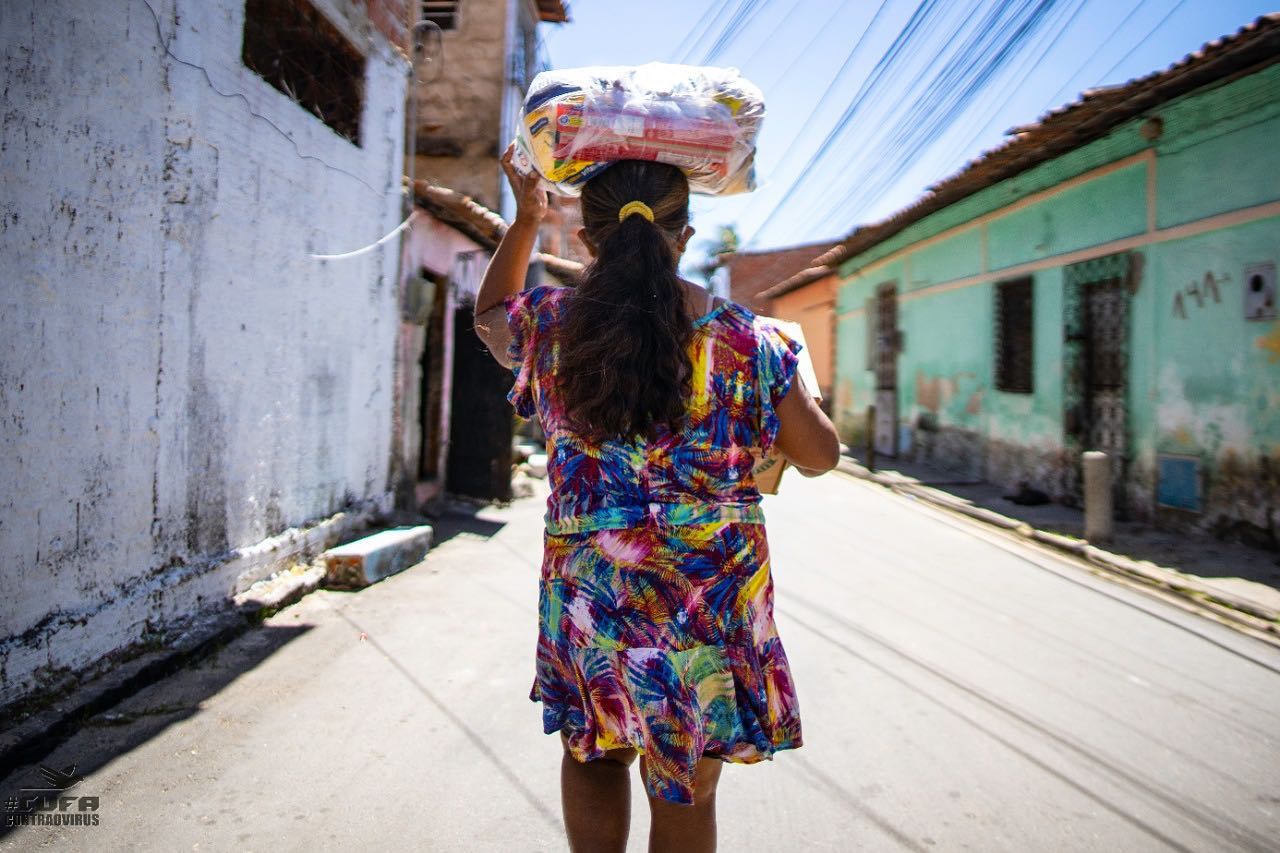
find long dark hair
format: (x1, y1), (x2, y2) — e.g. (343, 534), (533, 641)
(557, 160), (694, 441)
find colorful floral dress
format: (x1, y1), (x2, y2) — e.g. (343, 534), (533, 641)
(503, 284), (805, 806)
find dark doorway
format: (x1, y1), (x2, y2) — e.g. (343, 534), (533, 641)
(446, 302), (515, 501)
(419, 278), (448, 482)
(1063, 253), (1132, 515)
(873, 282), (900, 457)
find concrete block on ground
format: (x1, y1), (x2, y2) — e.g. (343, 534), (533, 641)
(323, 526), (434, 589)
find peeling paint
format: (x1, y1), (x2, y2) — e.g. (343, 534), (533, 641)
(1256, 320), (1280, 362)
(1, 1), (409, 713)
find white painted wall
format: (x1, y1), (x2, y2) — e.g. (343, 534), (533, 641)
(0, 0), (408, 709)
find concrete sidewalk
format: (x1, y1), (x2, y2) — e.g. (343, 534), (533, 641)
(836, 452), (1280, 642)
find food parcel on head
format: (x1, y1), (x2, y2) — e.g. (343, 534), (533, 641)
(511, 62), (765, 197)
(512, 62), (812, 491)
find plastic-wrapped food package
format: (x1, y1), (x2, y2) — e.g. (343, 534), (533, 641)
(512, 62), (765, 197)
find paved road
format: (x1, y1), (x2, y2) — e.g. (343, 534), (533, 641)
(4, 471), (1279, 852)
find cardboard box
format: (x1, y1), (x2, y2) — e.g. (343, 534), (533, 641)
(752, 319), (822, 495)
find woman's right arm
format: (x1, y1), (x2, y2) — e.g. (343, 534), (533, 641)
(773, 374), (841, 476)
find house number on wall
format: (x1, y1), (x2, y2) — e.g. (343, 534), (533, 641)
(1171, 271), (1229, 319)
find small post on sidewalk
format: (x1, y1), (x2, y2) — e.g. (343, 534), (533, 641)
(865, 404), (876, 472)
(1083, 451), (1112, 542)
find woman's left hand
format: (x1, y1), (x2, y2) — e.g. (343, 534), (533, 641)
(502, 143), (548, 225)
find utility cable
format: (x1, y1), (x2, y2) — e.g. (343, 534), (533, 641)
(310, 211), (418, 261)
(754, 0), (1065, 244)
(1040, 0), (1155, 110)
(733, 0), (899, 232)
(671, 0), (734, 64)
(1090, 0), (1190, 85)
(702, 0), (771, 65)
(822, 0), (1068, 229)
(902, 0), (1092, 212)
(737, 0), (810, 74)
(753, 0), (861, 93)
(741, 0), (947, 247)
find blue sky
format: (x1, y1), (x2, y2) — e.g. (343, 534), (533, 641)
(541, 0), (1275, 267)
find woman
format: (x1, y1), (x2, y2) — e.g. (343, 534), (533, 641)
(474, 145), (840, 853)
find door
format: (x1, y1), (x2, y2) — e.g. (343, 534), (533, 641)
(1063, 253), (1132, 515)
(446, 300), (515, 501)
(873, 283), (899, 457)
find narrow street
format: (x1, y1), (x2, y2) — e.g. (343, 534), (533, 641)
(4, 470), (1278, 852)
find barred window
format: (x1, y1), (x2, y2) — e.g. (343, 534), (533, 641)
(995, 277), (1034, 394)
(242, 0), (365, 146)
(422, 1), (461, 30)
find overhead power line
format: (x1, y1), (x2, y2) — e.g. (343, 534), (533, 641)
(672, 0), (736, 64)
(742, 0), (950, 247)
(701, 0), (771, 65)
(816, 0), (1076, 230)
(1040, 0), (1155, 111)
(1091, 0), (1190, 85)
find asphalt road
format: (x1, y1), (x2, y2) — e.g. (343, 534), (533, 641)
(3, 470), (1278, 852)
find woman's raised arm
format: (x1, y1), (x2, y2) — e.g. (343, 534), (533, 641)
(474, 145), (548, 364)
(773, 374), (841, 476)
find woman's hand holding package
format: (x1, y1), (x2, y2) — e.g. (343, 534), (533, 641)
(474, 144), (552, 359)
(502, 144), (548, 225)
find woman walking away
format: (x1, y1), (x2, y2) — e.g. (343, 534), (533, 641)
(474, 145), (841, 853)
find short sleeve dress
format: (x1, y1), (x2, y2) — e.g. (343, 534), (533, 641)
(503, 284), (805, 806)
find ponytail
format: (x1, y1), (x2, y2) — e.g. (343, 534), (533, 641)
(557, 161), (693, 441)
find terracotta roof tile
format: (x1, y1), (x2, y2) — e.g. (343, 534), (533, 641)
(409, 178), (583, 283)
(723, 241), (838, 310)
(535, 1), (569, 23)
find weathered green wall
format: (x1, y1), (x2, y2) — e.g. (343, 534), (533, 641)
(985, 164), (1146, 272)
(833, 61), (1280, 533)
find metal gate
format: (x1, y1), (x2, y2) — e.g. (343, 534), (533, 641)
(873, 283), (899, 457)
(1063, 252), (1133, 514)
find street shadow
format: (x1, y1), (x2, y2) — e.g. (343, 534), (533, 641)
(426, 502), (509, 546)
(844, 450), (1280, 592)
(0, 621), (312, 839)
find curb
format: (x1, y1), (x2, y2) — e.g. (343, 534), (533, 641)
(0, 565), (326, 781)
(835, 457), (1280, 642)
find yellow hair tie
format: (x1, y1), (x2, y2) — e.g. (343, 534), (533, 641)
(618, 201), (655, 223)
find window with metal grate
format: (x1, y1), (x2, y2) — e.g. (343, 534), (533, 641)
(421, 1), (461, 31)
(994, 277), (1034, 394)
(241, 0), (366, 146)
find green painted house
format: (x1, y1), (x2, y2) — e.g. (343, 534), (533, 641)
(824, 16), (1280, 540)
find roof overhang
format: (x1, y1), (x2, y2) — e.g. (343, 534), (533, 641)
(815, 14), (1280, 281)
(534, 1), (569, 23)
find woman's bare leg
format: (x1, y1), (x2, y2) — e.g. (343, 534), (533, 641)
(642, 755), (724, 853)
(560, 732), (638, 853)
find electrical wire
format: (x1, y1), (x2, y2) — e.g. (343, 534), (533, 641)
(741, 0), (948, 247)
(913, 0), (1094, 200)
(732, 0), (898, 230)
(750, 0), (1074, 246)
(736, 0), (809, 74)
(817, 0), (1073, 229)
(309, 211), (418, 261)
(702, 0), (771, 65)
(753, 0), (861, 93)
(1040, 0), (1155, 110)
(675, 0), (739, 64)
(1090, 0), (1190, 85)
